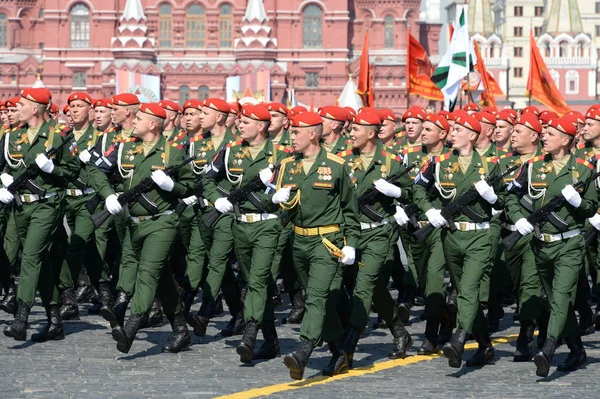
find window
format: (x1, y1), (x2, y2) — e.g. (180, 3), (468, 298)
(70, 4), (90, 48)
(198, 85), (209, 101)
(559, 41), (568, 57)
(0, 14), (7, 47)
(302, 5), (322, 48)
(542, 42), (550, 57)
(384, 15), (395, 49)
(72, 71), (87, 88)
(577, 42), (585, 57)
(596, 2), (600, 13)
(179, 85), (190, 105)
(566, 70), (579, 94)
(159, 4), (172, 47)
(596, 26), (600, 36)
(186, 5), (206, 48)
(219, 4), (233, 48)
(514, 6), (523, 17)
(550, 69), (560, 89)
(306, 72), (319, 88)
(514, 47), (523, 57)
(534, 26), (542, 36)
(490, 43), (497, 57)
(514, 68), (523, 78)
(535, 6), (544, 17)
(514, 26), (523, 37)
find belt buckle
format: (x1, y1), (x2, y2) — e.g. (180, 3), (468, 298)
(302, 228), (309, 236)
(22, 194), (33, 203)
(543, 234), (552, 243)
(247, 214), (254, 223)
(459, 221), (468, 232)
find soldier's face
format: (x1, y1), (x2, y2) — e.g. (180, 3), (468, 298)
(238, 115), (262, 141)
(111, 105), (127, 125)
(0, 111), (7, 125)
(200, 107), (219, 130)
(321, 117), (339, 138)
(268, 111), (287, 134)
(542, 127), (570, 154)
(378, 120), (396, 142)
(132, 112), (151, 136)
(494, 121), (513, 145)
(17, 98), (36, 123)
(94, 106), (112, 130)
(451, 124), (476, 151)
(421, 121), (446, 146)
(510, 125), (537, 153)
(350, 124), (376, 150)
(582, 118), (600, 142)
(225, 113), (236, 129)
(404, 118), (423, 140)
(69, 100), (90, 125)
(290, 127), (312, 153)
(184, 108), (202, 132)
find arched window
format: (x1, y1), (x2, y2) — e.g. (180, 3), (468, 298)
(179, 85), (190, 105)
(70, 3), (90, 48)
(198, 85), (209, 101)
(490, 43), (496, 58)
(0, 14), (8, 48)
(159, 4), (172, 48)
(302, 5), (322, 48)
(566, 70), (579, 94)
(577, 42), (585, 57)
(186, 5), (206, 48)
(384, 15), (395, 49)
(559, 41), (568, 57)
(542, 42), (550, 57)
(219, 4), (233, 48)
(550, 69), (560, 89)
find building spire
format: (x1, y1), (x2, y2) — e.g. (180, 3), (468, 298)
(467, 0), (494, 36)
(121, 0), (146, 22)
(244, 0), (268, 23)
(544, 0), (583, 33)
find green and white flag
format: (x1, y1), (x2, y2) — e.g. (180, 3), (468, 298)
(431, 9), (471, 110)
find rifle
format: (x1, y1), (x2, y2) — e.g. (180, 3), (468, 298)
(90, 155), (196, 228)
(202, 164), (281, 229)
(175, 180), (207, 216)
(413, 163), (520, 242)
(502, 169), (600, 251)
(1, 129), (74, 209)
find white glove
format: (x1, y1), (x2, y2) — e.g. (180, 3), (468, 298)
(340, 246), (356, 265)
(0, 173), (14, 188)
(474, 180), (498, 204)
(589, 213), (600, 231)
(561, 185), (582, 208)
(183, 195), (198, 206)
(259, 168), (274, 187)
(272, 187), (291, 204)
(78, 149), (92, 164)
(393, 206), (409, 226)
(373, 179), (402, 198)
(105, 194), (123, 215)
(35, 154), (54, 173)
(425, 208), (447, 228)
(491, 208), (503, 216)
(151, 170), (175, 192)
(215, 197), (233, 213)
(0, 188), (14, 204)
(515, 218), (534, 236)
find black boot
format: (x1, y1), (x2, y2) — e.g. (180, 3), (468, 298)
(236, 320), (259, 364)
(397, 287), (415, 323)
(221, 311), (245, 337)
(0, 280), (17, 315)
(253, 320), (280, 360)
(465, 332), (495, 367)
(3, 299), (30, 341)
(75, 284), (96, 304)
(163, 312), (192, 353)
(60, 288), (80, 321)
(90, 282), (113, 316)
(286, 289), (305, 324)
(418, 319), (440, 355)
(537, 296), (550, 348)
(342, 326), (361, 368)
(513, 323), (535, 362)
(557, 334), (587, 372)
(188, 299), (211, 337)
(595, 303), (600, 331)
(112, 314), (143, 354)
(144, 298), (163, 328)
(211, 293), (224, 317)
(101, 291), (129, 329)
(283, 338), (315, 380)
(578, 307), (596, 336)
(182, 288), (198, 315)
(442, 329), (468, 368)
(533, 336), (557, 377)
(388, 316), (413, 359)
(322, 340), (349, 376)
(31, 306), (65, 342)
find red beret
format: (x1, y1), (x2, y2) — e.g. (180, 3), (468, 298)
(204, 98), (230, 114)
(481, 106), (498, 116)
(112, 93), (140, 106)
(353, 111), (381, 126)
(454, 114), (481, 133)
(476, 112), (497, 126)
(521, 106), (540, 116)
(290, 111), (323, 127)
(68, 92), (92, 105)
(139, 103), (167, 119)
(586, 108), (600, 122)
(21, 88), (51, 105)
(227, 101), (240, 114)
(158, 100), (181, 113)
(377, 108), (396, 122)
(267, 102), (289, 116)
(463, 103), (480, 112)
(183, 99), (204, 111)
(548, 116), (576, 137)
(539, 110), (558, 125)
(290, 106), (308, 116)
(449, 109), (469, 121)
(565, 110), (585, 125)
(516, 114), (542, 134)
(242, 104), (271, 121)
(319, 106), (347, 122)
(93, 98), (112, 108)
(438, 110), (451, 120)
(0, 101), (5, 111)
(63, 104), (70, 114)
(343, 107), (357, 120)
(5, 97), (19, 108)
(402, 106), (426, 122)
(587, 104), (600, 115)
(425, 114), (450, 132)
(497, 109), (516, 125)
(359, 107), (378, 114)
(50, 103), (59, 113)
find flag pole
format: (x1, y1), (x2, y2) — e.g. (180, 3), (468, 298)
(406, 20), (411, 109)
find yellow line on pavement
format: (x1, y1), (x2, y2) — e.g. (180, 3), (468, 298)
(216, 333), (519, 399)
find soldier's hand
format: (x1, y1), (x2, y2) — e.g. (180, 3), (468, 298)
(183, 195), (198, 206)
(373, 179), (402, 198)
(35, 154), (55, 173)
(105, 194), (123, 215)
(393, 206), (409, 226)
(589, 214), (600, 231)
(215, 197), (233, 213)
(272, 187), (291, 204)
(340, 246), (356, 265)
(0, 188), (14, 204)
(259, 168), (275, 187)
(425, 208), (447, 228)
(515, 218), (534, 235)
(474, 180), (497, 204)
(151, 170), (175, 192)
(561, 185), (581, 208)
(0, 173), (14, 188)
(79, 149), (92, 164)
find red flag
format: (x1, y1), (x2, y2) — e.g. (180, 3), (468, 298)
(407, 33), (444, 101)
(473, 41), (502, 107)
(526, 30), (569, 115)
(309, 97), (315, 112)
(357, 31), (374, 107)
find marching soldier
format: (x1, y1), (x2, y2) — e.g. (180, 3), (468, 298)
(493, 110), (516, 153)
(319, 106), (351, 154)
(158, 100), (182, 141)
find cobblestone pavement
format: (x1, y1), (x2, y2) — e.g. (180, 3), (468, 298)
(0, 297), (598, 398)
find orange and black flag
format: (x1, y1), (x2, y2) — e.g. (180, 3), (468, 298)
(357, 30), (374, 107)
(473, 41), (503, 107)
(526, 30), (569, 115)
(407, 33), (444, 101)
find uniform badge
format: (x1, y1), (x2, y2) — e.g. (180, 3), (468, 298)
(381, 165), (387, 179)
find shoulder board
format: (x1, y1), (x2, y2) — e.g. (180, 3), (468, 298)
(189, 134), (206, 143)
(174, 131), (188, 141)
(326, 152), (345, 165)
(337, 149), (353, 158)
(120, 137), (138, 144)
(395, 131), (406, 138)
(381, 149), (402, 162)
(227, 139), (244, 148)
(499, 152), (515, 159)
(576, 157), (594, 169)
(98, 126), (116, 137)
(54, 124), (71, 136)
(405, 146), (420, 154)
(434, 151), (453, 163)
(485, 156), (499, 164)
(281, 156), (296, 164)
(2, 124), (8, 130)
(170, 142), (183, 150)
(576, 142), (586, 150)
(528, 154), (546, 164)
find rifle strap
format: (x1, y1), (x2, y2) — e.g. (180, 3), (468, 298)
(164, 140), (171, 167)
(46, 124), (56, 152)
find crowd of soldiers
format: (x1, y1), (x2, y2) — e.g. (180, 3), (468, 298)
(0, 87), (599, 380)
